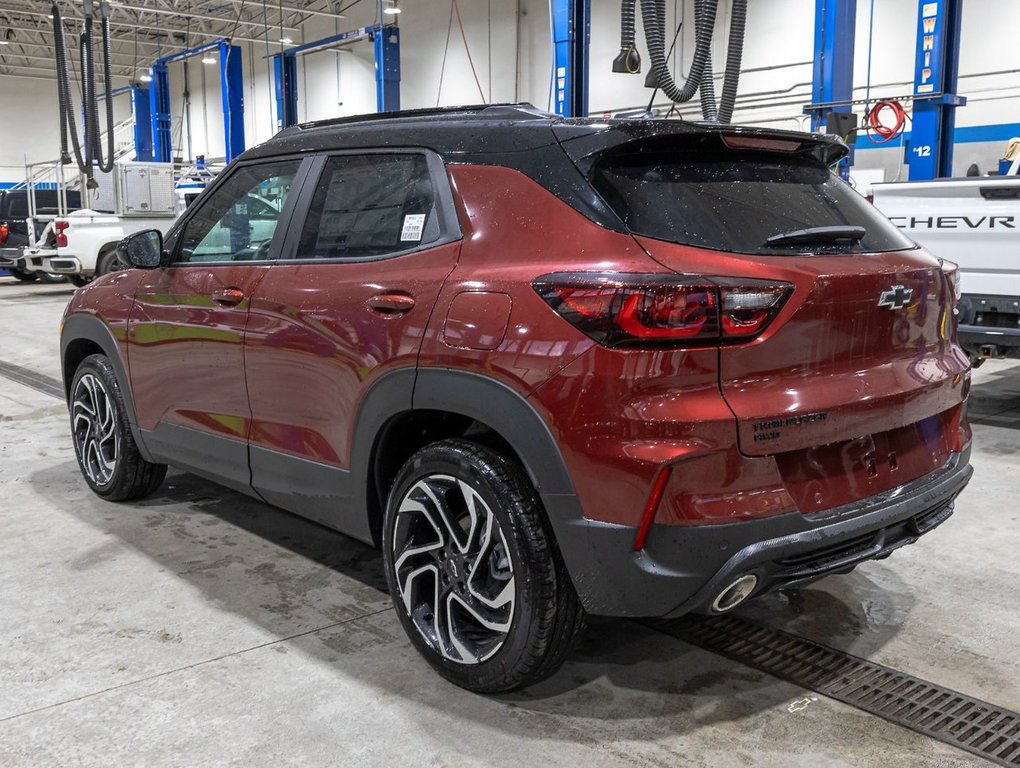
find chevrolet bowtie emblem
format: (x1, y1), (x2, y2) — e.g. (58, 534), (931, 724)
(878, 285), (913, 310)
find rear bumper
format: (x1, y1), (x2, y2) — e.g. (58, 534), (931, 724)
(958, 293), (1020, 355)
(553, 445), (972, 618)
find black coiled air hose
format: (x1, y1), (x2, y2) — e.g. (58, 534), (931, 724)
(639, 0), (716, 106)
(53, 5), (86, 170)
(613, 0), (641, 74)
(716, 0), (747, 124)
(95, 8), (115, 173)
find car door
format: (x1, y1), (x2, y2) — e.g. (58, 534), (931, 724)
(128, 157), (306, 494)
(243, 150), (462, 538)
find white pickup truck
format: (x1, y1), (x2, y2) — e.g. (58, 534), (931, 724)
(17, 209), (176, 285)
(872, 157), (1020, 363)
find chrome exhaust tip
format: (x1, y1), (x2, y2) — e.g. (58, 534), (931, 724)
(711, 574), (759, 613)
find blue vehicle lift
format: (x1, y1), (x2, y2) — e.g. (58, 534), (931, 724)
(906, 0), (965, 179)
(551, 0), (590, 117)
(149, 39), (245, 164)
(273, 24), (400, 131)
(98, 83), (153, 161)
(807, 0), (965, 181)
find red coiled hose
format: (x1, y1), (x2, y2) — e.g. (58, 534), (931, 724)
(866, 101), (907, 144)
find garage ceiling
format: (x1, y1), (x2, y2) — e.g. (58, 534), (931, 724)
(0, 0), (354, 80)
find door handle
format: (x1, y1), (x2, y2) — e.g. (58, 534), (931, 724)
(366, 293), (416, 314)
(211, 287), (245, 306)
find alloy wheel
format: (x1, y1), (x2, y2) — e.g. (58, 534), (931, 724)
(391, 473), (516, 664)
(72, 373), (120, 486)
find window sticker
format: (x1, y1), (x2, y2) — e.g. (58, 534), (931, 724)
(400, 213), (426, 242)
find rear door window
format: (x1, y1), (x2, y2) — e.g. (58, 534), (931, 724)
(591, 147), (914, 255)
(295, 153), (438, 260)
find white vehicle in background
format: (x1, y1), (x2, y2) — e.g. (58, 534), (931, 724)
(15, 162), (178, 285)
(871, 157), (1020, 364)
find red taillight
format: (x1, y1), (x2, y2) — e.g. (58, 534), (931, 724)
(55, 220), (69, 248)
(0, 223), (8, 246)
(533, 273), (792, 348)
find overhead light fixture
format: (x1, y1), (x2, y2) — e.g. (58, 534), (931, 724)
(140, 74), (153, 82)
(0, 40), (9, 46)
(383, 3), (401, 14)
(201, 56), (216, 64)
(280, 36), (293, 44)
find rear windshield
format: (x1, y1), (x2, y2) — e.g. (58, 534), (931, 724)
(590, 148), (914, 255)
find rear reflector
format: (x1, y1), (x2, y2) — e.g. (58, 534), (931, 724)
(55, 220), (69, 249)
(534, 272), (792, 348)
(634, 467), (671, 551)
(0, 223), (7, 246)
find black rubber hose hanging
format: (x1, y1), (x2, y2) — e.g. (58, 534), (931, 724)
(81, 27), (95, 182)
(695, 0), (719, 121)
(613, 0), (641, 74)
(95, 6), (115, 173)
(53, 4), (86, 171)
(639, 0), (717, 106)
(716, 0), (747, 123)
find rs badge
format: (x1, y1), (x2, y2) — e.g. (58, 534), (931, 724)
(878, 285), (913, 310)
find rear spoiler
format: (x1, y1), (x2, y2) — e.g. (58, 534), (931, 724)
(552, 120), (848, 175)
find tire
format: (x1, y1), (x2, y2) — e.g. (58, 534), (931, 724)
(69, 354), (167, 501)
(69, 275), (91, 288)
(383, 439), (585, 693)
(8, 267), (37, 282)
(38, 272), (67, 284)
(96, 246), (129, 277)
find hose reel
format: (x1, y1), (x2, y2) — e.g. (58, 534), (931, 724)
(612, 0), (747, 123)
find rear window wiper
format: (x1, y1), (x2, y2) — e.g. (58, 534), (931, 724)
(764, 225), (866, 247)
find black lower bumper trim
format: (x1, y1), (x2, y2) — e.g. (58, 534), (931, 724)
(555, 447), (972, 618)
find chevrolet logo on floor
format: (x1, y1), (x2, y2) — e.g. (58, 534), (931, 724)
(878, 285), (913, 310)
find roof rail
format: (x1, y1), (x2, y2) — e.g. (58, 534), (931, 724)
(294, 102), (551, 132)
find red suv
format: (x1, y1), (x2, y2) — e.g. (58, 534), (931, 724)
(61, 104), (973, 693)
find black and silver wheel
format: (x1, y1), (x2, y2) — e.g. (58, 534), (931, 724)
(383, 439), (585, 693)
(69, 354), (167, 501)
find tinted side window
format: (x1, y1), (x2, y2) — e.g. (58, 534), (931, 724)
(591, 149), (914, 255)
(8, 196), (28, 219)
(296, 154), (437, 260)
(177, 160), (300, 263)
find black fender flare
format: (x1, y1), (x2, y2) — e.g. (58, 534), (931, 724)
(351, 367), (607, 610)
(61, 313), (155, 462)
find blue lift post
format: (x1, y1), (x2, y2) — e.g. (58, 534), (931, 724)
(808, 0), (857, 180)
(907, 0), (966, 180)
(273, 24), (400, 131)
(149, 39), (246, 164)
(552, 0), (591, 117)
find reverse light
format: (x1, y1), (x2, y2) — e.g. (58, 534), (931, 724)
(55, 219), (69, 248)
(0, 223), (8, 246)
(533, 273), (792, 348)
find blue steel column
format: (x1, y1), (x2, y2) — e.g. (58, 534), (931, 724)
(907, 0), (965, 180)
(374, 25), (400, 112)
(219, 41), (246, 163)
(131, 83), (153, 161)
(552, 0), (590, 117)
(149, 62), (172, 163)
(274, 53), (299, 130)
(810, 0), (856, 131)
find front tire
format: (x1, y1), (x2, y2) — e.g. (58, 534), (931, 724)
(383, 439), (585, 693)
(70, 354), (167, 501)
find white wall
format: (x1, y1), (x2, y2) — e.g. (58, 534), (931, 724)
(1, 0), (1018, 184)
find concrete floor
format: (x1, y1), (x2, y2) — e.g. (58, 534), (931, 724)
(1, 277), (1017, 767)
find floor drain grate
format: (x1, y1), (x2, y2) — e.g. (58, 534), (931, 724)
(0, 360), (64, 400)
(654, 615), (1020, 766)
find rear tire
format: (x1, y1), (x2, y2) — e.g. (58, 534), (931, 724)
(8, 267), (37, 282)
(96, 246), (129, 277)
(69, 275), (91, 288)
(70, 354), (167, 501)
(383, 439), (585, 693)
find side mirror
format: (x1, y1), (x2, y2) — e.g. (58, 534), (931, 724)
(120, 229), (164, 269)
